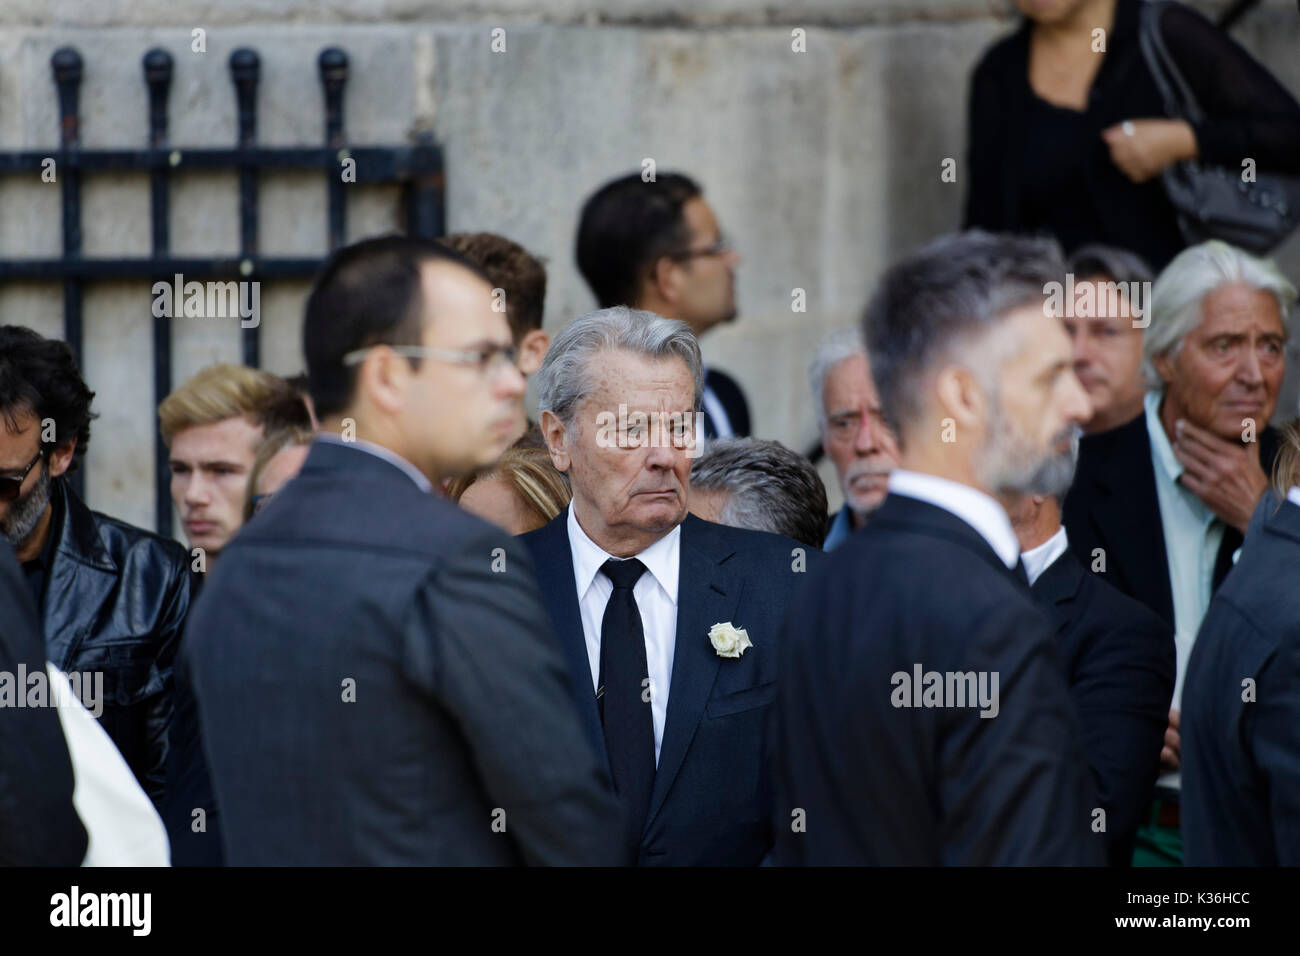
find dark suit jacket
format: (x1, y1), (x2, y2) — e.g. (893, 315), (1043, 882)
(40, 477), (191, 805)
(1031, 546), (1175, 866)
(772, 493), (1104, 865)
(186, 440), (622, 865)
(1182, 495), (1300, 865)
(1063, 411), (1281, 629)
(0, 539), (87, 865)
(521, 511), (818, 865)
(703, 368), (751, 439)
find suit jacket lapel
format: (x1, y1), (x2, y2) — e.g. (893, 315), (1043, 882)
(1030, 547), (1085, 638)
(645, 515), (738, 829)
(526, 513), (608, 772)
(1086, 419), (1174, 626)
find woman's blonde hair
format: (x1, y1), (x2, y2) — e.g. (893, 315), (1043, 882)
(447, 445), (571, 531)
(1271, 420), (1300, 507)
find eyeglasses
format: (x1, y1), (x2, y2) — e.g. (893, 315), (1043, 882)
(342, 343), (520, 375)
(667, 236), (734, 261)
(0, 449), (44, 503)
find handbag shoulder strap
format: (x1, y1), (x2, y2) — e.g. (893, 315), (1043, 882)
(1138, 0), (1205, 125)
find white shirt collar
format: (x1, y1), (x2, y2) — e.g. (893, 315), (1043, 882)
(1144, 390), (1186, 486)
(887, 468), (1021, 569)
(315, 432), (433, 493)
(566, 503), (680, 605)
(1288, 486), (1300, 508)
(1020, 525), (1070, 587)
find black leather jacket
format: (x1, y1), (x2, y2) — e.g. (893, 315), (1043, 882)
(39, 477), (191, 806)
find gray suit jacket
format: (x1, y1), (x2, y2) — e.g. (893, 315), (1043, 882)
(187, 440), (623, 865)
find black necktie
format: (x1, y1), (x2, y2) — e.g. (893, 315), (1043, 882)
(1012, 557), (1030, 587)
(598, 557), (655, 861)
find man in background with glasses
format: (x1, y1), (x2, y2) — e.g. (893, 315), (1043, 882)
(576, 170), (750, 442)
(0, 325), (192, 808)
(183, 235), (622, 864)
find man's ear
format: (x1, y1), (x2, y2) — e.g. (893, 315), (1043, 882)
(540, 410), (570, 473)
(47, 438), (77, 479)
(934, 365), (987, 435)
(1152, 350), (1175, 389)
(647, 256), (681, 309)
(516, 329), (550, 377)
(357, 345), (410, 416)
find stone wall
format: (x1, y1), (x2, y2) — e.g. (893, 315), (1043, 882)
(2, 1), (1298, 530)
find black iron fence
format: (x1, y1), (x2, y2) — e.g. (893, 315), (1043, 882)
(0, 45), (446, 535)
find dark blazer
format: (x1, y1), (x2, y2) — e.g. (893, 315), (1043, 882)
(521, 511), (818, 865)
(1182, 495), (1300, 865)
(186, 440), (622, 865)
(0, 539), (87, 865)
(772, 493), (1104, 865)
(1063, 412), (1281, 629)
(703, 367), (751, 439)
(1031, 546), (1175, 866)
(40, 477), (191, 806)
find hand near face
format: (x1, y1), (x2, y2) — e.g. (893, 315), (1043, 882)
(1101, 119), (1197, 184)
(1172, 418), (1269, 534)
(1160, 707), (1180, 773)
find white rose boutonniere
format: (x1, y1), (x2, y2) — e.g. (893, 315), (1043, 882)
(708, 622), (752, 659)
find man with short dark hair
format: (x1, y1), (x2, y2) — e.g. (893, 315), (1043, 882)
(688, 437), (828, 548)
(576, 171), (749, 439)
(772, 231), (1102, 865)
(186, 235), (621, 864)
(0, 325), (191, 806)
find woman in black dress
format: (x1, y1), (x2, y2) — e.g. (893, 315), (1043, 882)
(964, 0), (1300, 270)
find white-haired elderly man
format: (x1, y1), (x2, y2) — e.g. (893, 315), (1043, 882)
(809, 329), (901, 550)
(1063, 239), (1297, 865)
(522, 306), (822, 867)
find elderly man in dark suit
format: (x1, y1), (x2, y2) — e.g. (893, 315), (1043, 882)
(0, 539), (87, 865)
(522, 306), (819, 866)
(1182, 435), (1300, 865)
(1062, 240), (1295, 863)
(1007, 487), (1175, 867)
(772, 231), (1102, 865)
(186, 236), (622, 865)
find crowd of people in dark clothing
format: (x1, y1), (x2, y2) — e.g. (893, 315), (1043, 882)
(3, 0), (1299, 867)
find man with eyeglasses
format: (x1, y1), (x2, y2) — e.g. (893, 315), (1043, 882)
(0, 325), (192, 808)
(576, 171), (750, 441)
(183, 235), (622, 864)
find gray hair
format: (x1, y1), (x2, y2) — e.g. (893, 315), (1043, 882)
(862, 230), (1067, 439)
(536, 306), (703, 427)
(1066, 243), (1154, 287)
(1144, 240), (1297, 390)
(690, 437), (828, 548)
(808, 328), (867, 433)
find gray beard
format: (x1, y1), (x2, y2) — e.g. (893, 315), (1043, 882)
(979, 404), (1079, 498)
(1, 459), (51, 548)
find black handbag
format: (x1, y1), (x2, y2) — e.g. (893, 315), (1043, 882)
(1138, 0), (1300, 253)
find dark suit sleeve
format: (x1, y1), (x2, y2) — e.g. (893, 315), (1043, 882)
(1247, 639), (1300, 864)
(1068, 610), (1174, 854)
(0, 542), (87, 865)
(141, 557), (191, 806)
(938, 603), (1104, 865)
(417, 530), (623, 865)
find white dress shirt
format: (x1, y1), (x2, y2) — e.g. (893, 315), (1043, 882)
(315, 432), (433, 493)
(567, 504), (680, 764)
(1021, 526), (1070, 587)
(887, 469), (1021, 569)
(48, 665), (170, 866)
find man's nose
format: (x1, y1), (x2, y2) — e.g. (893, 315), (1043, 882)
(183, 474), (210, 505)
(1236, 344), (1266, 387)
(494, 360), (527, 398)
(645, 435), (676, 469)
(854, 413), (880, 455)
(1064, 370), (1094, 426)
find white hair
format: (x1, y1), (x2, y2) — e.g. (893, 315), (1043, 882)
(1144, 240), (1297, 389)
(808, 328), (867, 433)
(536, 306), (703, 428)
